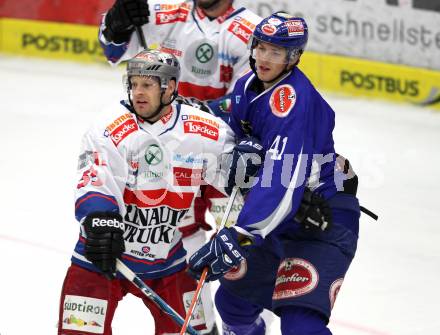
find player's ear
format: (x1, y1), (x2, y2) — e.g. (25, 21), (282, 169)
(167, 78), (177, 96)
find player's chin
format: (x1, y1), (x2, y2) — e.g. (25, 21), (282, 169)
(134, 102), (150, 113)
(257, 71), (276, 82)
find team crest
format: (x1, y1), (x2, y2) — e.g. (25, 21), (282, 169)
(269, 84), (296, 118)
(329, 278), (344, 310)
(273, 258), (319, 300)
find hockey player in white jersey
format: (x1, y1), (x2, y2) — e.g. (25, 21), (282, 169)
(99, 0), (261, 114)
(57, 49), (236, 335)
(98, 2), (262, 333)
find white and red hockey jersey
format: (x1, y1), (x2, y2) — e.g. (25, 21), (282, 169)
(99, 0), (262, 101)
(72, 101), (235, 278)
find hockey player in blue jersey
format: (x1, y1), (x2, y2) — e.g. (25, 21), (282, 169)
(188, 12), (361, 335)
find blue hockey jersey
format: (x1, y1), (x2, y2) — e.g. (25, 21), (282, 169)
(229, 68), (338, 241)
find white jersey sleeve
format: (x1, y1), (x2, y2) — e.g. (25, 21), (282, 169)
(75, 115), (130, 221)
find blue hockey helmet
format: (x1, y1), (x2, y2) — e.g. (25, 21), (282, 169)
(251, 12), (308, 63)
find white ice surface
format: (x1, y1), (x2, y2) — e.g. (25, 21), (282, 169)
(0, 55), (439, 335)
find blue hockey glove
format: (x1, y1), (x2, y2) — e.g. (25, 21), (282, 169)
(188, 227), (248, 281)
(225, 137), (265, 196)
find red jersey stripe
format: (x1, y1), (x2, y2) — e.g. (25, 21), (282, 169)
(178, 82), (227, 101)
(124, 189), (195, 209)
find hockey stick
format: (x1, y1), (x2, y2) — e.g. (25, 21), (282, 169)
(116, 259), (200, 335)
(135, 26), (148, 49)
(179, 187), (239, 335)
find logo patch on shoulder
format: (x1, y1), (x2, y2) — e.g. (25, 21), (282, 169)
(269, 84), (296, 118)
(106, 113), (138, 146)
(273, 258), (319, 300)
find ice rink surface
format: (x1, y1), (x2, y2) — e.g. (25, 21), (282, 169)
(1, 55), (439, 335)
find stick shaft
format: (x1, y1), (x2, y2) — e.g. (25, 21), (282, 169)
(116, 259), (200, 335)
(179, 187), (239, 335)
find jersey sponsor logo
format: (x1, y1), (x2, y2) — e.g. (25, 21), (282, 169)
(144, 144), (163, 165)
(220, 65), (234, 83)
(329, 278), (344, 310)
(181, 114), (220, 128)
(269, 84), (296, 117)
(155, 6), (190, 25)
(196, 43), (214, 63)
(106, 113), (138, 146)
(223, 259), (247, 280)
(105, 113), (134, 132)
(161, 109), (174, 124)
(273, 258), (319, 300)
(154, 3), (184, 11)
(217, 5), (235, 23)
(234, 16), (257, 30)
(159, 46), (183, 57)
(228, 20), (253, 44)
(62, 295), (107, 333)
(285, 20), (305, 36)
(173, 153), (204, 164)
(261, 24), (277, 36)
(183, 291), (206, 327)
(183, 121), (219, 141)
(124, 205), (188, 244)
(130, 247), (156, 259)
(173, 167), (204, 186)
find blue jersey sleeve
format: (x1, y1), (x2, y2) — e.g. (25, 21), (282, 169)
(235, 77), (337, 240)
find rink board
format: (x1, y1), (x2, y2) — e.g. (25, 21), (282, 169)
(1, 18), (439, 109)
(0, 18), (104, 63)
(299, 53), (440, 109)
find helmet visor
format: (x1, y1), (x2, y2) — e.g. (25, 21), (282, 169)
(250, 38), (289, 65)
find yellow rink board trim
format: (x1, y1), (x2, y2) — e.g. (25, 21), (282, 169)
(0, 18), (105, 63)
(300, 53), (440, 109)
(1, 18), (439, 109)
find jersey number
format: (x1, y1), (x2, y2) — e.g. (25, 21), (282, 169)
(268, 136), (287, 160)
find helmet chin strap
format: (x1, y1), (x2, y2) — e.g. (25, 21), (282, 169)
(128, 88), (177, 123)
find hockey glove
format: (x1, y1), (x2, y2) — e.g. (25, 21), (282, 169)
(83, 212), (125, 279)
(295, 188), (332, 231)
(225, 137), (265, 196)
(103, 0), (150, 44)
(188, 227), (247, 281)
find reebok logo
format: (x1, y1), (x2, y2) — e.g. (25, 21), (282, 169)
(92, 218), (125, 230)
